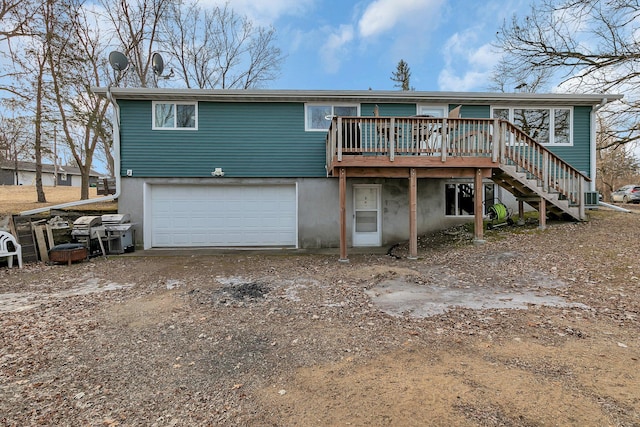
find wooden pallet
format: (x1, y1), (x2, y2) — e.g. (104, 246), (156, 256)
(11, 215), (39, 263)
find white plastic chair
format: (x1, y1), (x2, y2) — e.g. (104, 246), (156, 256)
(0, 230), (23, 268)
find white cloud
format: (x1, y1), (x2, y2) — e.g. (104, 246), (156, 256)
(468, 43), (496, 70)
(438, 68), (492, 92)
(437, 30), (500, 91)
(200, 0), (315, 25)
(358, 0), (445, 38)
(320, 25), (355, 73)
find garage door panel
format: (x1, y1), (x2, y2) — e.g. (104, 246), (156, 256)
(150, 185), (297, 247)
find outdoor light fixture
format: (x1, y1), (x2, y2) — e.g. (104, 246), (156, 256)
(212, 168), (224, 177)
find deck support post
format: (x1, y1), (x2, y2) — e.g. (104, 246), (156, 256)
(578, 178), (585, 220)
(408, 168), (418, 259)
(517, 200), (525, 225)
(538, 197), (546, 230)
(473, 168), (485, 244)
(339, 168), (348, 262)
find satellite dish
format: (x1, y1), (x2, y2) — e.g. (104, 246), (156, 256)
(108, 51), (129, 72)
(151, 52), (164, 76)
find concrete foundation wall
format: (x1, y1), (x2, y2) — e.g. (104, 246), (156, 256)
(120, 177), (490, 249)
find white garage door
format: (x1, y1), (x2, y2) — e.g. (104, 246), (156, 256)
(149, 184), (297, 247)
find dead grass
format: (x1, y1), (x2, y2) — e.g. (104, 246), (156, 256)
(0, 185), (117, 215)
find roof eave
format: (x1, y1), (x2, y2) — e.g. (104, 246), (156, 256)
(91, 87), (623, 106)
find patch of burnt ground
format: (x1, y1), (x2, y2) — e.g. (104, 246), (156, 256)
(226, 282), (270, 300)
(188, 281), (271, 305)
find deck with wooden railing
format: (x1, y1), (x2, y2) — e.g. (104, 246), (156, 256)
(326, 116), (495, 161)
(326, 116), (590, 214)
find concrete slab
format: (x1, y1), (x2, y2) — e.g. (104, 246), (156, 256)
(365, 276), (588, 318)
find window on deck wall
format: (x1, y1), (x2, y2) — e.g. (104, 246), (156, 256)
(153, 102), (198, 130)
(416, 105), (447, 117)
(305, 104), (359, 131)
(445, 182), (495, 216)
(492, 107), (572, 145)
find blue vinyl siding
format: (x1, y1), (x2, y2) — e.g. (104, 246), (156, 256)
(360, 104), (491, 118)
(119, 100), (327, 177)
(459, 105), (490, 118)
(118, 100), (592, 178)
(361, 103), (416, 117)
(546, 106), (591, 177)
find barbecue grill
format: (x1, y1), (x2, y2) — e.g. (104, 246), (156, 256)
(101, 214), (135, 254)
(71, 216), (103, 255)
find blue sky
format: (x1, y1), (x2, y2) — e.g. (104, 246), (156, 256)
(210, 0), (531, 91)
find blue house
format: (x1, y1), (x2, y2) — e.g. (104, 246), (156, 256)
(94, 88), (621, 259)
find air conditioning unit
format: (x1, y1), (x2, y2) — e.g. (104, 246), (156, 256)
(584, 191), (600, 206)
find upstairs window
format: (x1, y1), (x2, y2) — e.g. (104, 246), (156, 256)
(416, 105), (447, 117)
(305, 104), (359, 131)
(492, 107), (572, 145)
(153, 102), (198, 130)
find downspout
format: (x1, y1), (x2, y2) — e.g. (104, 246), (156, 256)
(20, 87), (121, 216)
(589, 98), (607, 192)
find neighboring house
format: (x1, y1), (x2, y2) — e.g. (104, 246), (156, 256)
(0, 160), (100, 187)
(94, 88), (621, 258)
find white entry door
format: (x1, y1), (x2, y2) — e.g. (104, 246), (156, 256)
(353, 185), (381, 246)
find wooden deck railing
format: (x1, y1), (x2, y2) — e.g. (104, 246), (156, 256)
(326, 116), (590, 208)
(496, 121), (588, 208)
(326, 116), (495, 162)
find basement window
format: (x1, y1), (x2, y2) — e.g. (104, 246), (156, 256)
(445, 182), (495, 216)
(153, 102), (198, 130)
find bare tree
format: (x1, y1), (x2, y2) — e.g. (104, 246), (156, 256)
(3, 0), (113, 201)
(390, 59), (413, 91)
(0, 0), (37, 41)
(494, 0), (640, 147)
(0, 1), (40, 100)
(0, 112), (32, 185)
(161, 1), (283, 89)
(596, 116), (640, 200)
(488, 60), (553, 93)
(100, 0), (174, 88)
(2, 0), (60, 202)
(31, 37), (47, 202)
(45, 0), (112, 199)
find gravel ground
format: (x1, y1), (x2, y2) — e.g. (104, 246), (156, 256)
(1, 207), (639, 426)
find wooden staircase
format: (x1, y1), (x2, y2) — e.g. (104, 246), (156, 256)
(492, 120), (588, 221)
(492, 165), (583, 220)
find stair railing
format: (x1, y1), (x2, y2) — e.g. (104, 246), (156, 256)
(496, 120), (589, 215)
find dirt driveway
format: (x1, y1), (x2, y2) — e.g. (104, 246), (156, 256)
(1, 209), (639, 426)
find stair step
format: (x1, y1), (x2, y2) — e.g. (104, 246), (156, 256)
(495, 164), (583, 221)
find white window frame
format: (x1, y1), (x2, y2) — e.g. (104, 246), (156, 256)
(304, 103), (360, 132)
(444, 181), (496, 217)
(491, 106), (573, 146)
(416, 104), (448, 117)
(152, 101), (199, 130)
